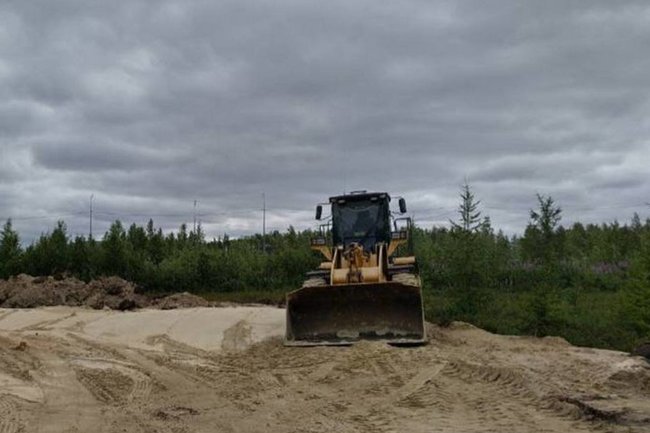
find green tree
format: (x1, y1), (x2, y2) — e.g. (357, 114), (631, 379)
(69, 236), (92, 280)
(0, 219), (21, 278)
(450, 182), (484, 233)
(50, 221), (70, 273)
(189, 222), (205, 245)
(526, 194), (562, 263)
(530, 194), (561, 236)
(619, 228), (650, 346)
(147, 226), (165, 265)
(178, 223), (188, 247)
(22, 221), (69, 276)
(444, 183), (493, 316)
(102, 221), (128, 275)
(127, 223), (147, 252)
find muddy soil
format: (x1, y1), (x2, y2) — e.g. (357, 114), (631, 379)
(0, 306), (648, 433)
(0, 275), (211, 310)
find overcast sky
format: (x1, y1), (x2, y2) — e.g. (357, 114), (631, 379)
(1, 0), (650, 243)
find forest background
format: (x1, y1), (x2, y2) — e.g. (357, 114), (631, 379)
(1, 185), (649, 352)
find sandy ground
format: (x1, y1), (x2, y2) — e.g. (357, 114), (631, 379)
(0, 306), (648, 433)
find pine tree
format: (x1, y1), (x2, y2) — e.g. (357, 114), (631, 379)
(530, 194), (561, 236)
(527, 194), (562, 264)
(127, 223), (147, 251)
(631, 212), (642, 231)
(450, 182), (484, 233)
(178, 223), (188, 247)
(189, 222), (205, 245)
(50, 221), (69, 274)
(146, 219), (155, 239)
(102, 221), (127, 275)
(69, 236), (91, 280)
(0, 219), (21, 278)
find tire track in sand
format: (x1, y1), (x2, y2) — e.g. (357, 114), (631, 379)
(29, 348), (106, 433)
(1, 308), (648, 433)
(70, 358), (153, 405)
(0, 395), (22, 433)
(394, 357), (618, 433)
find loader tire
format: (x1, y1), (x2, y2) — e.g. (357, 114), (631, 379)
(302, 277), (327, 288)
(391, 272), (419, 287)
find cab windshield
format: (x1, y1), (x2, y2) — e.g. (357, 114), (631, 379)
(331, 199), (390, 250)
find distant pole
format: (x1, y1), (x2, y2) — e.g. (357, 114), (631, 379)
(89, 194), (94, 239)
(262, 193), (266, 253)
(343, 147), (347, 195)
(193, 200), (197, 233)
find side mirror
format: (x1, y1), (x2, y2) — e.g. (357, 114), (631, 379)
(315, 205), (322, 220)
(398, 198), (407, 214)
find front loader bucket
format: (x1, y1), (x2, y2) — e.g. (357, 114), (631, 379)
(285, 282), (426, 346)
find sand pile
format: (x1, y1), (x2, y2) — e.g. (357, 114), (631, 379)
(157, 291), (209, 309)
(0, 307), (648, 433)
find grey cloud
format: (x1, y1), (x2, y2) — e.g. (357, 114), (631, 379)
(1, 0), (650, 241)
(32, 140), (189, 172)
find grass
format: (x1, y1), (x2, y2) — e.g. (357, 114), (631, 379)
(424, 288), (635, 352)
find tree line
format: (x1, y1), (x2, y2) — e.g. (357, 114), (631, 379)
(0, 219), (318, 294)
(415, 186), (650, 351)
(1, 186), (649, 351)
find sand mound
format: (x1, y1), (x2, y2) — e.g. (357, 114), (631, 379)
(157, 292), (209, 310)
(1, 306), (649, 432)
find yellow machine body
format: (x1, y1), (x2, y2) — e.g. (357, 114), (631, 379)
(285, 192), (426, 346)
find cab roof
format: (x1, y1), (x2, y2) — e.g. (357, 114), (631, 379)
(328, 191), (391, 204)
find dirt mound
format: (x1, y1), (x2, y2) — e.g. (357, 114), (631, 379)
(84, 277), (149, 310)
(0, 274), (88, 308)
(0, 275), (220, 311)
(157, 292), (209, 310)
(632, 343), (650, 359)
(0, 275), (149, 310)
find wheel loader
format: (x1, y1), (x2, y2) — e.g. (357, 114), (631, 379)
(285, 191), (426, 346)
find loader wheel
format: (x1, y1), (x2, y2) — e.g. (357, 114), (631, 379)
(302, 277), (327, 288)
(391, 272), (420, 287)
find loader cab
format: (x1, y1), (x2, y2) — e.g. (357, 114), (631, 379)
(329, 192), (391, 251)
